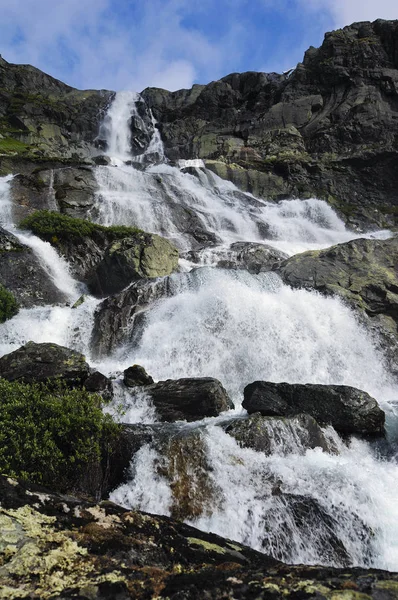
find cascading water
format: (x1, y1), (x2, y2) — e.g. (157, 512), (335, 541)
(2, 90), (398, 571)
(0, 176), (100, 358)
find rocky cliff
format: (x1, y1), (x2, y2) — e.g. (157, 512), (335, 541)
(142, 19), (398, 228)
(1, 20), (398, 228)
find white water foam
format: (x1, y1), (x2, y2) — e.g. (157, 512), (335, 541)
(112, 267), (395, 407)
(93, 163), (389, 255)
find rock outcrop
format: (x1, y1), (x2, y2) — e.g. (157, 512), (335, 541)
(0, 341), (91, 387)
(0, 226), (67, 307)
(243, 381), (385, 435)
(276, 235), (398, 368)
(20, 210), (179, 295)
(0, 55), (112, 164)
(222, 412), (338, 455)
(142, 20), (398, 228)
(1, 475), (398, 599)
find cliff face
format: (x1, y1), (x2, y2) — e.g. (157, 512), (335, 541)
(142, 19), (398, 228)
(0, 56), (113, 165)
(1, 19), (398, 227)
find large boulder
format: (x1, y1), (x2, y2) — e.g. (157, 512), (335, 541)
(0, 227), (67, 307)
(0, 341), (91, 387)
(1, 475), (397, 599)
(242, 381), (385, 435)
(146, 377), (234, 422)
(277, 237), (398, 319)
(221, 413), (338, 455)
(89, 233), (179, 296)
(19, 210), (179, 295)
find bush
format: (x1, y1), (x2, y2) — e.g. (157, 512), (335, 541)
(0, 379), (120, 492)
(20, 210), (143, 243)
(0, 285), (19, 323)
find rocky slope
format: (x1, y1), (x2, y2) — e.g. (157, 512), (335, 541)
(142, 19), (398, 228)
(2, 474), (398, 600)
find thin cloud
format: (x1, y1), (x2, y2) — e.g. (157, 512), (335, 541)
(302, 0), (397, 28)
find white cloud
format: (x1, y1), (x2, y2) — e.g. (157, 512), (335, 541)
(0, 0), (235, 91)
(302, 0), (398, 28)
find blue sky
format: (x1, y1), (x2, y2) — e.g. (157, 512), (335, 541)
(0, 0), (396, 92)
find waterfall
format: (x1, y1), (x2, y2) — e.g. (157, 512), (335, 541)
(2, 90), (398, 572)
(0, 176), (99, 357)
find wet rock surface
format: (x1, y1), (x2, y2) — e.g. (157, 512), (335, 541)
(0, 227), (67, 307)
(146, 377), (234, 422)
(222, 412), (338, 455)
(243, 381), (385, 435)
(123, 364), (154, 387)
(0, 341), (91, 387)
(89, 233), (179, 296)
(1, 475), (398, 600)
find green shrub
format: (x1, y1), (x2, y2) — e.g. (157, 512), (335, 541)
(0, 379), (120, 491)
(0, 285), (19, 323)
(20, 210), (143, 243)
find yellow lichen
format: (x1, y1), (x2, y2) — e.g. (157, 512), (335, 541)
(187, 537), (226, 554)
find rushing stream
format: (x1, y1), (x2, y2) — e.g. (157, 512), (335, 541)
(1, 91), (398, 570)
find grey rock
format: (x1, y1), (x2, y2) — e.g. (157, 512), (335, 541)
(243, 381), (385, 435)
(221, 412), (338, 455)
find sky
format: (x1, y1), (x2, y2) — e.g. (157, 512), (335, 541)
(0, 0), (396, 92)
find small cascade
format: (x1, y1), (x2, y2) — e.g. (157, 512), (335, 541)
(93, 162), (390, 255)
(111, 267), (395, 406)
(46, 170), (58, 211)
(101, 91), (165, 166)
(0, 176), (99, 359)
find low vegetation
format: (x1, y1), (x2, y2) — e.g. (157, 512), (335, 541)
(0, 285), (19, 323)
(0, 379), (120, 491)
(20, 210), (143, 243)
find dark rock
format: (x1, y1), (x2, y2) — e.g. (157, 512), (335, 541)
(92, 154), (112, 165)
(123, 364), (154, 387)
(146, 377), (234, 422)
(222, 412), (338, 455)
(92, 276), (174, 357)
(1, 474), (398, 599)
(243, 381), (385, 435)
(10, 167), (99, 222)
(84, 371), (113, 401)
(0, 341), (90, 387)
(0, 227), (67, 307)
